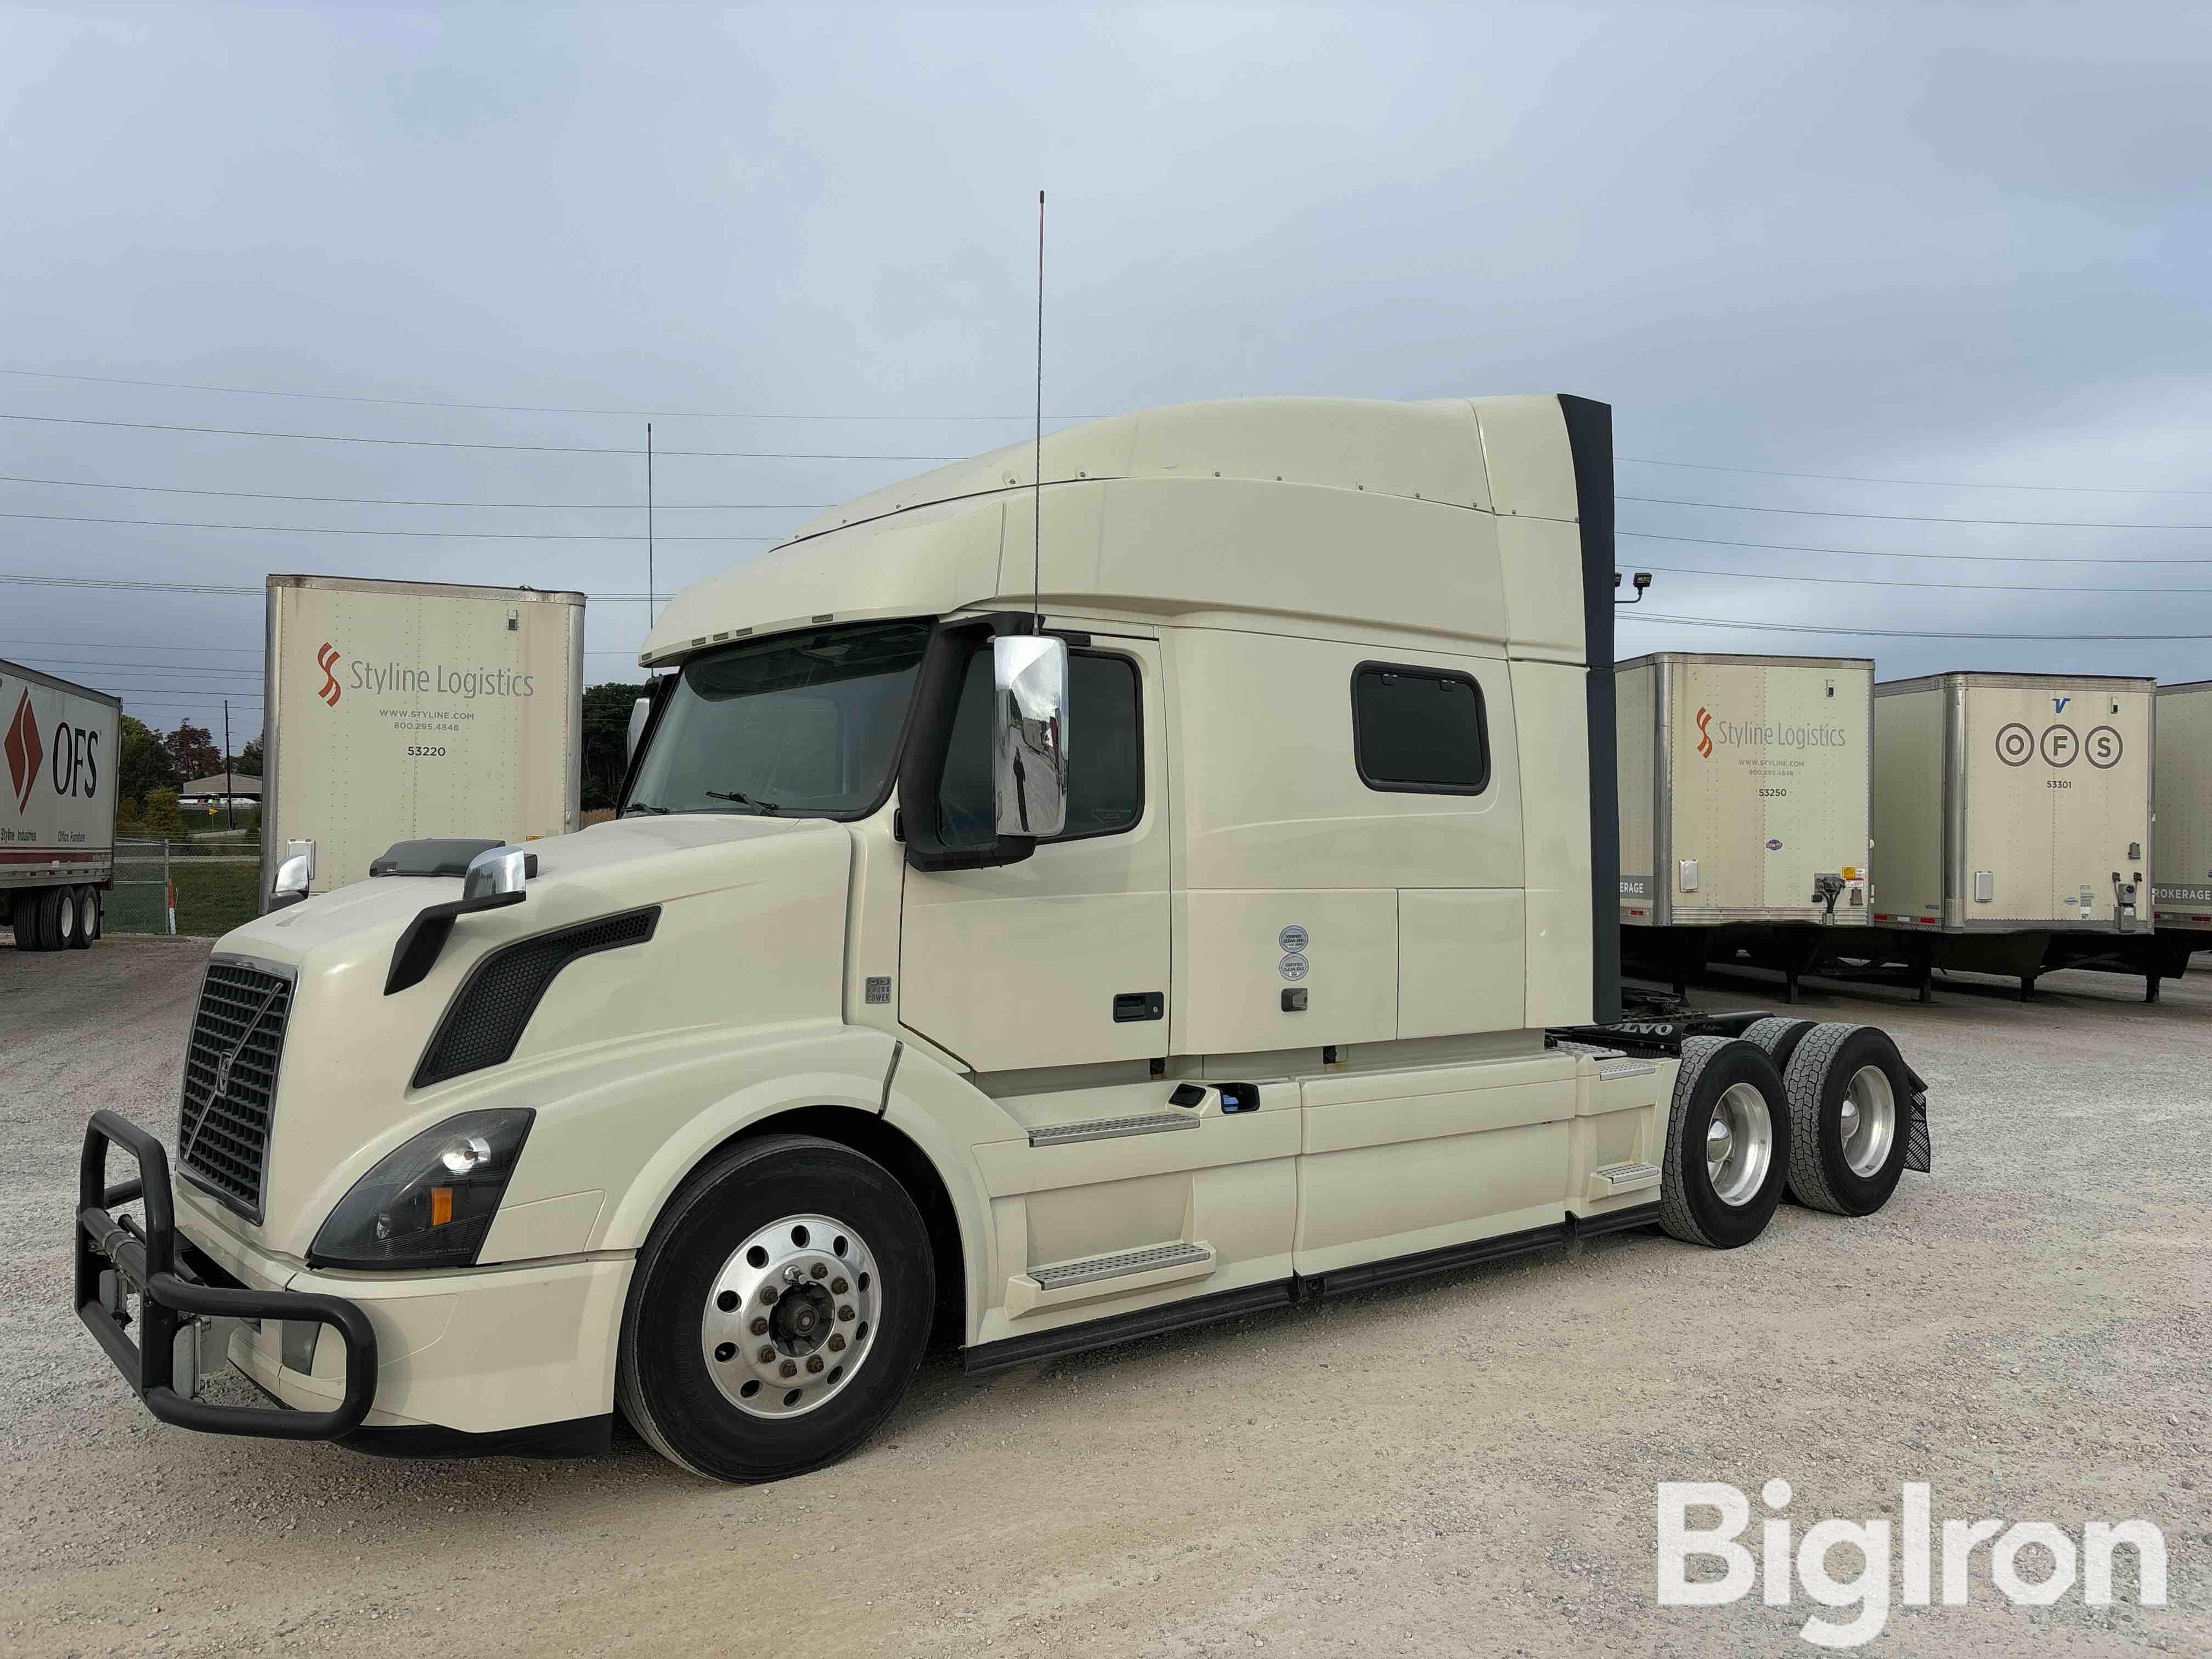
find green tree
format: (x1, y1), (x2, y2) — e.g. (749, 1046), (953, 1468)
(117, 714), (180, 810)
(580, 681), (647, 811)
(164, 720), (223, 782)
(232, 736), (263, 777)
(142, 787), (181, 836)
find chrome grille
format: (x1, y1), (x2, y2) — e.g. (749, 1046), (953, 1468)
(177, 959), (294, 1221)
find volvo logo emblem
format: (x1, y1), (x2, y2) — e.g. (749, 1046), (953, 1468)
(213, 1047), (238, 1098)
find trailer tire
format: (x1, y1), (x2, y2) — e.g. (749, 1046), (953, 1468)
(617, 1132), (933, 1484)
(1782, 1024), (1913, 1216)
(1738, 1015), (1816, 1075)
(26, 887), (65, 951)
(83, 886), (102, 941)
(65, 886), (94, 949)
(1658, 1036), (1791, 1249)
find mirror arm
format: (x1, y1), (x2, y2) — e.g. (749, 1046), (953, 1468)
(899, 614), (1040, 873)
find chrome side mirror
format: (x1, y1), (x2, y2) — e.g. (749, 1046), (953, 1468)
(627, 695), (652, 764)
(269, 839), (315, 910)
(462, 844), (533, 902)
(992, 634), (1069, 839)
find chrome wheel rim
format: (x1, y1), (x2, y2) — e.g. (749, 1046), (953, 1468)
(1838, 1065), (1897, 1177)
(1705, 1082), (1773, 1207)
(56, 889), (76, 939)
(701, 1212), (880, 1420)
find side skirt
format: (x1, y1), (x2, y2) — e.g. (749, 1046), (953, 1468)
(959, 1205), (1661, 1376)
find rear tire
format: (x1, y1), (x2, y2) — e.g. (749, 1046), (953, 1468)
(1739, 1015), (1815, 1075)
(617, 1133), (933, 1483)
(63, 886), (93, 949)
(30, 887), (65, 951)
(1781, 1024), (1913, 1216)
(1659, 1036), (1791, 1249)
(82, 886), (102, 942)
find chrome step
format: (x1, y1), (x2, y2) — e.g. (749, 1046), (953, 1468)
(1030, 1241), (1212, 1291)
(1028, 1112), (1198, 1148)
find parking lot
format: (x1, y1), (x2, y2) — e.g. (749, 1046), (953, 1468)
(2, 939), (2205, 1657)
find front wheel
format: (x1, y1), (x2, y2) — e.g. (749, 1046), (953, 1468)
(1658, 1036), (1792, 1249)
(617, 1133), (933, 1483)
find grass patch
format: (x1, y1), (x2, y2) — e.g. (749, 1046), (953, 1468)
(168, 860), (262, 938)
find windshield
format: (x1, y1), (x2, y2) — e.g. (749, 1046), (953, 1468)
(624, 619), (932, 817)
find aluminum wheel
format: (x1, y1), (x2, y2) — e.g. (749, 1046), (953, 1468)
(1837, 1064), (1897, 1177)
(55, 887), (77, 944)
(1705, 1081), (1774, 1207)
(700, 1212), (880, 1420)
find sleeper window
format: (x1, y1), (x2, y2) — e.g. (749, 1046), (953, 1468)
(1351, 664), (1489, 794)
(938, 649), (1143, 846)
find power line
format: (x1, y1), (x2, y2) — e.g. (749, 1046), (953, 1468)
(0, 473), (831, 509)
(13, 660), (262, 678)
(0, 636), (641, 656)
(1624, 494), (2212, 531)
(0, 508), (783, 543)
(0, 572), (669, 602)
(1635, 562), (2212, 596)
(0, 364), (1089, 422)
(1619, 528), (2212, 566)
(0, 410), (964, 461)
(1622, 611), (2212, 641)
(1617, 455), (2212, 497)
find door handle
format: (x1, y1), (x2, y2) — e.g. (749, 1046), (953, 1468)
(1112, 991), (1164, 1023)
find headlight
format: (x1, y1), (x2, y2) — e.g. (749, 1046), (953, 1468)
(308, 1109), (534, 1269)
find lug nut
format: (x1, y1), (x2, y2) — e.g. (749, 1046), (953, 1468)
(810, 1262), (828, 1279)
(757, 1345), (776, 1364)
(838, 1305), (855, 1322)
(805, 1356), (824, 1374)
(828, 1334), (847, 1352)
(830, 1277), (848, 1295)
(759, 1286), (778, 1306)
(750, 1316), (769, 1335)
(783, 1265), (804, 1284)
(779, 1359), (797, 1379)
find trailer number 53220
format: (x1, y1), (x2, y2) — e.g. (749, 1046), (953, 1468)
(407, 746), (447, 758)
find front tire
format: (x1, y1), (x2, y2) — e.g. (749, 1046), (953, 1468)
(617, 1133), (933, 1483)
(1659, 1036), (1792, 1249)
(1781, 1024), (1913, 1216)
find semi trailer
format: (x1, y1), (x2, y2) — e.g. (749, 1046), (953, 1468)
(261, 575), (585, 909)
(1870, 672), (2163, 1000)
(2152, 680), (2212, 957)
(72, 396), (1932, 1483)
(1616, 652), (1874, 1001)
(1, 657), (120, 953)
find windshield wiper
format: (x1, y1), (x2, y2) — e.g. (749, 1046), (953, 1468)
(703, 789), (782, 814)
(622, 802), (671, 816)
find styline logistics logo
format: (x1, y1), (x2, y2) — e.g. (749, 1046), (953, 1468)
(1658, 1480), (2168, 1649)
(5, 688), (42, 811)
(310, 640), (535, 707)
(1691, 706), (1849, 760)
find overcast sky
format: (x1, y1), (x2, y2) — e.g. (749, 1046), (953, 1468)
(3, 3), (2209, 748)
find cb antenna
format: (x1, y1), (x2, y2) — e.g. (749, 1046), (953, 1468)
(1032, 189), (1044, 634)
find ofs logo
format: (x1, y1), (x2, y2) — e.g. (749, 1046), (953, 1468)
(1692, 706), (1849, 759)
(317, 641), (343, 707)
(3, 686), (101, 812)
(1994, 721), (2124, 770)
(5, 689), (40, 811)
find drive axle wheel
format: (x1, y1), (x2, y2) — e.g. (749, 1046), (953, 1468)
(67, 885), (97, 949)
(1781, 1024), (1913, 1216)
(618, 1133), (931, 1484)
(1658, 1036), (1792, 1249)
(1739, 1015), (1815, 1076)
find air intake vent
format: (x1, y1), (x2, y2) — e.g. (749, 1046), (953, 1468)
(413, 907), (658, 1089)
(177, 960), (295, 1221)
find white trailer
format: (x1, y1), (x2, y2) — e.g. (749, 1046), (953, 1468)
(261, 575), (585, 906)
(1871, 671), (2160, 999)
(72, 397), (1932, 1482)
(1617, 652), (1872, 1000)
(2152, 680), (2212, 953)
(0, 658), (120, 953)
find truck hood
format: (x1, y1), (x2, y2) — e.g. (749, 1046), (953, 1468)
(181, 811), (857, 1259)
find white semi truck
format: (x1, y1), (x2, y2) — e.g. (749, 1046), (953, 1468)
(261, 575), (586, 906)
(1, 657), (120, 953)
(74, 397), (1931, 1482)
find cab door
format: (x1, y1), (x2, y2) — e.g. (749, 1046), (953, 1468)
(897, 634), (1167, 1073)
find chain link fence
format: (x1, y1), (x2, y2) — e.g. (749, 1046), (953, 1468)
(110, 839), (262, 938)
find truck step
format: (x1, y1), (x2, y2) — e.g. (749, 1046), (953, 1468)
(1028, 1112), (1197, 1148)
(1031, 1241), (1214, 1290)
(1587, 1161), (1662, 1200)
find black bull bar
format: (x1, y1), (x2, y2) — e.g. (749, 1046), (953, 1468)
(76, 1109), (378, 1438)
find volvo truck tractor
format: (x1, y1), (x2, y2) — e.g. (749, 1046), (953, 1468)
(73, 396), (1932, 1483)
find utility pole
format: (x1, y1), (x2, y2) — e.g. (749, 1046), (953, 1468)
(646, 421), (656, 627)
(222, 698), (234, 832)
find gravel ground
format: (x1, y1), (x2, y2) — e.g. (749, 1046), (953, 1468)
(2, 938), (2205, 1657)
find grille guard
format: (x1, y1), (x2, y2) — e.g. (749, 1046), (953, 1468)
(76, 1110), (379, 1440)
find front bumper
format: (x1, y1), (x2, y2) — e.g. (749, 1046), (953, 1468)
(77, 1110), (379, 1438)
(78, 1111), (630, 1451)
